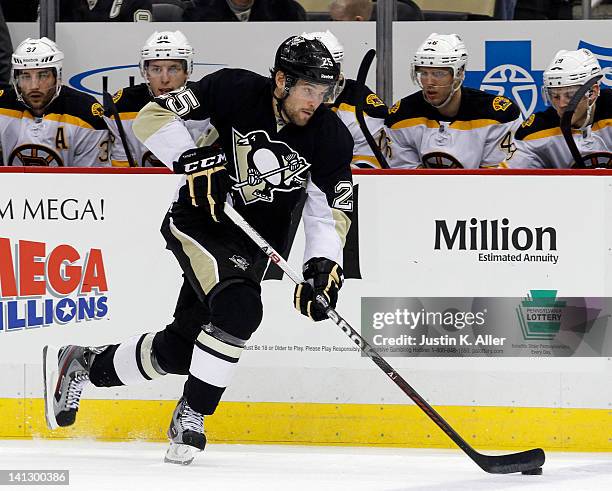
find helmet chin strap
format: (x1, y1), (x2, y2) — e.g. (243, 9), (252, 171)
(579, 91), (597, 131)
(273, 92), (289, 125)
(272, 74), (295, 125)
(13, 72), (62, 115)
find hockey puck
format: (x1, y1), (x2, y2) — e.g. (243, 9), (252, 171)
(521, 468), (543, 475)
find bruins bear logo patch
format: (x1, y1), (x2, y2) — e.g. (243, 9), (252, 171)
(521, 114), (536, 128)
(366, 93), (384, 107)
(112, 89), (123, 104)
(389, 100), (401, 114)
(492, 96), (512, 112)
(91, 102), (104, 118)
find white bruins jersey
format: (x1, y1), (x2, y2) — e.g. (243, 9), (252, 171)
(508, 88), (612, 169)
(331, 79), (389, 169)
(385, 87), (522, 169)
(0, 85), (109, 167)
(106, 82), (214, 167)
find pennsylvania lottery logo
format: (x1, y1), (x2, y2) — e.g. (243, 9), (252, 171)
(0, 238), (109, 332)
(465, 39), (612, 119)
(516, 290), (565, 341)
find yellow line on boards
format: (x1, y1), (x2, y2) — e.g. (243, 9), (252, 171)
(0, 399), (609, 452)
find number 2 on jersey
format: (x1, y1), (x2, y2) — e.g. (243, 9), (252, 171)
(333, 181), (354, 212)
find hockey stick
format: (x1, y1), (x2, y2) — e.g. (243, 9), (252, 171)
(224, 204), (545, 475)
(559, 74), (602, 167)
(233, 166), (290, 189)
(355, 49), (390, 169)
(102, 90), (137, 168)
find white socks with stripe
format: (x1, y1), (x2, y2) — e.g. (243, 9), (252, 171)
(112, 332), (166, 385)
(189, 323), (246, 390)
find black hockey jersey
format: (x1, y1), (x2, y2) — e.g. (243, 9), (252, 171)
(133, 68), (354, 265)
(0, 85), (109, 167)
(60, 0), (152, 21)
(107, 82), (213, 167)
(385, 87), (522, 168)
(508, 88), (612, 168)
(332, 79), (388, 169)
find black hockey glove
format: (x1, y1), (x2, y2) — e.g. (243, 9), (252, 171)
(173, 146), (231, 222)
(293, 257), (344, 322)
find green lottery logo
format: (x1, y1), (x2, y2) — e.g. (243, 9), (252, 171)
(516, 290), (565, 340)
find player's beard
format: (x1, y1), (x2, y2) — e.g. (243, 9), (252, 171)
(281, 98), (316, 127)
(22, 86), (56, 113)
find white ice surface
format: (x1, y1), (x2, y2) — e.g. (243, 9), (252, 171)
(0, 440), (611, 491)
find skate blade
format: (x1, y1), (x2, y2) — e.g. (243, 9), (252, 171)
(42, 345), (59, 430)
(164, 443), (199, 465)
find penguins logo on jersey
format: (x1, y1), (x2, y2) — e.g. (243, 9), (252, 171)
(232, 129), (310, 204)
(229, 255), (250, 271)
(8, 144), (63, 166)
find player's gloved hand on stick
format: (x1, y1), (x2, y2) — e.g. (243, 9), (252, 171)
(294, 257), (344, 322)
(173, 146), (232, 222)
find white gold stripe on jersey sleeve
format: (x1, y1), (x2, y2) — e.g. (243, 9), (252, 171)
(302, 178), (350, 266)
(133, 102), (194, 166)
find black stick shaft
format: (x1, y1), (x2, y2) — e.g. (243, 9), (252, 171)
(103, 91), (136, 168)
(224, 205), (544, 474)
(560, 74), (602, 167)
(355, 49), (390, 169)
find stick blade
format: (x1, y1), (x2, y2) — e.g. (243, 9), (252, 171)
(475, 448), (545, 474)
(356, 49), (376, 85)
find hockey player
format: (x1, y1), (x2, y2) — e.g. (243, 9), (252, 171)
(107, 31), (212, 167)
(302, 30), (388, 169)
(43, 36), (353, 465)
(0, 37), (109, 166)
(59, 0), (153, 22)
(508, 48), (611, 169)
(385, 33), (522, 169)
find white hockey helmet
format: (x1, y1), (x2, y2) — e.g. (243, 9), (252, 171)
(140, 31), (194, 78)
(411, 33), (468, 85)
(301, 30), (344, 64)
(11, 37), (64, 107)
(542, 49), (602, 107)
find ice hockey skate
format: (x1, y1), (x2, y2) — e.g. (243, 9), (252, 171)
(43, 345), (94, 430)
(164, 397), (206, 465)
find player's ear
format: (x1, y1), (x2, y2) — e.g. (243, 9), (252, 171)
(275, 71), (286, 92)
(590, 84), (600, 103)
